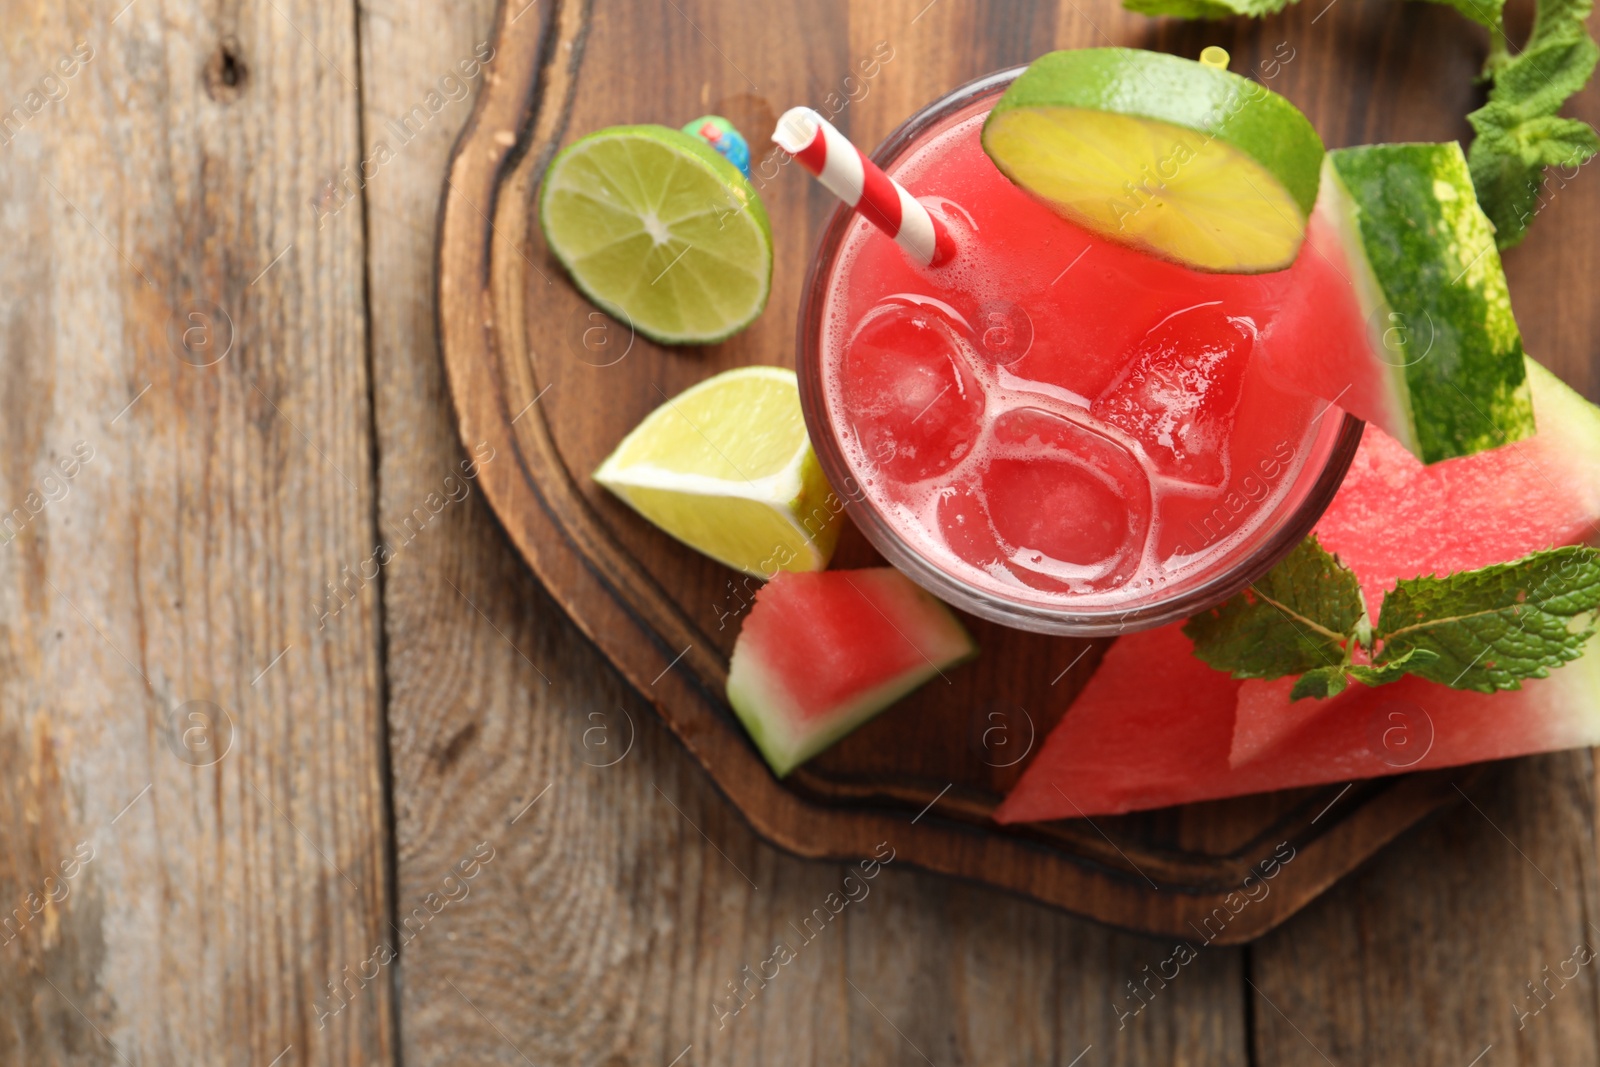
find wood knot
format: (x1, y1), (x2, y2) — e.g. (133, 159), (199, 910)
(432, 720), (480, 772)
(204, 38), (248, 102)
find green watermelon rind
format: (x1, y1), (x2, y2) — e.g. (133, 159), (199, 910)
(1231, 628), (1600, 773)
(1321, 143), (1537, 463)
(726, 583), (977, 779)
(730, 658), (951, 778)
(1525, 356), (1600, 506)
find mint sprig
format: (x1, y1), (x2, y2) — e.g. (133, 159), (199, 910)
(1468, 0), (1600, 248)
(1184, 541), (1600, 700)
(1186, 537), (1367, 679)
(1375, 546), (1600, 691)
(1119, 0), (1600, 249)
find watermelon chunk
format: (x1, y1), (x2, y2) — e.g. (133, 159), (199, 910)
(1316, 357), (1600, 612)
(995, 623), (1600, 820)
(726, 568), (976, 776)
(994, 624), (1241, 821)
(1229, 684), (1326, 768)
(1230, 356), (1600, 766)
(1264, 143), (1536, 463)
(998, 360), (1600, 820)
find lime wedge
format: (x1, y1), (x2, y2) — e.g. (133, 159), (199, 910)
(982, 48), (1325, 273)
(540, 125), (773, 344)
(594, 367), (841, 576)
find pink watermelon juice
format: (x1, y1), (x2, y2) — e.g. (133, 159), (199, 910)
(799, 72), (1363, 634)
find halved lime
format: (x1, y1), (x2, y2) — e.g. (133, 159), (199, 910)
(594, 367), (841, 576)
(540, 125), (773, 344)
(982, 48), (1325, 273)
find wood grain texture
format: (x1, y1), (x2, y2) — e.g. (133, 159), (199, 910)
(376, 2), (1246, 1065)
(0, 0), (393, 1064)
(433, 0), (1527, 944)
(1244, 0), (1600, 1059)
(3, 0), (1598, 1063)
(1251, 755), (1600, 1065)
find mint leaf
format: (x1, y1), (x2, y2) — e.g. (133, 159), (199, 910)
(1285, 648), (1440, 702)
(1347, 648), (1441, 687)
(1467, 3), (1600, 247)
(1184, 536), (1367, 680)
(1427, 0), (1506, 30)
(1291, 666), (1350, 701)
(1528, 0), (1597, 50)
(1374, 546), (1600, 692)
(1494, 36), (1597, 112)
(1468, 106), (1599, 242)
(1122, 0), (1291, 16)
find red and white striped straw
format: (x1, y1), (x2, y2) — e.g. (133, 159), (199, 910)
(772, 106), (957, 269)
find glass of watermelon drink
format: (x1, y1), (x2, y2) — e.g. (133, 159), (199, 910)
(795, 69), (1365, 636)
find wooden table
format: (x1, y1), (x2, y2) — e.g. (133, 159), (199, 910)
(4, 0), (1600, 1063)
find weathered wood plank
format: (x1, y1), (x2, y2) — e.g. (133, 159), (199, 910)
(375, 0), (1247, 1063)
(1250, 754), (1600, 1065)
(0, 1), (392, 1062)
(1245, 1), (1600, 1061)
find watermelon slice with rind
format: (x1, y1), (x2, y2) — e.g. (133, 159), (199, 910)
(1315, 357), (1600, 614)
(1266, 142), (1536, 464)
(993, 623), (1600, 820)
(997, 358), (1600, 820)
(726, 568), (976, 777)
(1228, 356), (1600, 767)
(1228, 642), (1600, 782)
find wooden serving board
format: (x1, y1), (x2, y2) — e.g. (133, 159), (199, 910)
(434, 0), (1583, 942)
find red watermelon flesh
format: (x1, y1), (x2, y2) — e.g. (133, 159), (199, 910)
(995, 625), (1600, 820)
(993, 624), (1242, 822)
(1228, 684), (1330, 768)
(1230, 357), (1600, 766)
(1228, 646), (1600, 783)
(1314, 358), (1600, 613)
(1259, 208), (1414, 452)
(998, 359), (1600, 821)
(726, 567), (976, 777)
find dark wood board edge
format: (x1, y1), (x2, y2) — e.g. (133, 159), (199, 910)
(434, 0), (1471, 943)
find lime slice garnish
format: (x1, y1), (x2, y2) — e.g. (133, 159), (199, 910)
(982, 48), (1325, 273)
(540, 124), (773, 344)
(594, 367), (841, 576)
